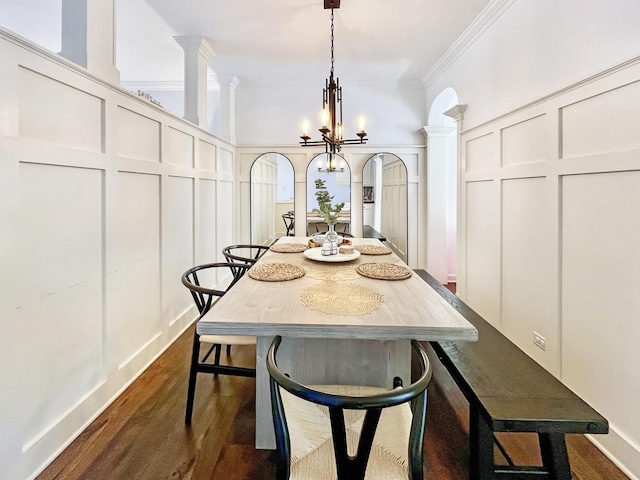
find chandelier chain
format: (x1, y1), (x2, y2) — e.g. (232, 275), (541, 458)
(330, 9), (334, 77)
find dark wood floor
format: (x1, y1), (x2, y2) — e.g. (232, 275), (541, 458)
(38, 316), (628, 479)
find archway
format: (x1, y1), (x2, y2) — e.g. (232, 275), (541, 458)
(306, 153), (351, 236)
(362, 153), (408, 263)
(426, 87), (460, 284)
(249, 153), (295, 245)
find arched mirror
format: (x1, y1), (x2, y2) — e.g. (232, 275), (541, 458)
(250, 153), (295, 245)
(306, 153), (351, 236)
(362, 153), (408, 262)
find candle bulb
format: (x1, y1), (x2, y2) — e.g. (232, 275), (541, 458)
(302, 121), (310, 136)
(358, 116), (366, 133)
(321, 109), (329, 128)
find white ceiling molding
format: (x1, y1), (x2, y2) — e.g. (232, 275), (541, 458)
(121, 79), (222, 91)
(421, 0), (516, 88)
(237, 78), (426, 92)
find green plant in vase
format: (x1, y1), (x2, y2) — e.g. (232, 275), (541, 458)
(313, 178), (344, 254)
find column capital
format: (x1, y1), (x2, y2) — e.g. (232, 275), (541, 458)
(420, 125), (456, 139)
(214, 74), (240, 89)
(442, 104), (468, 122)
(174, 36), (216, 60)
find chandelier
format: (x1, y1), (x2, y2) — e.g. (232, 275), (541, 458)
(300, 0), (367, 172)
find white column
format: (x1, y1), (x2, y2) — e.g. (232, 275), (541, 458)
(218, 74), (239, 144)
(60, 0), (120, 84)
(442, 104), (467, 288)
(174, 36), (216, 129)
(423, 126), (455, 284)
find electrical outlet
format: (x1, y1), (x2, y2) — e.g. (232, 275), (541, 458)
(533, 332), (546, 351)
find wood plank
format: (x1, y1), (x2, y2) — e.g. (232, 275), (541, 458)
(37, 323), (628, 480)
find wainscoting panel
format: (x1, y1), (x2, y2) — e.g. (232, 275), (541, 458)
(18, 67), (103, 152)
(217, 180), (234, 262)
(501, 177), (556, 371)
(111, 172), (161, 369)
(457, 57), (640, 476)
(250, 154), (277, 245)
(381, 159), (408, 262)
(1, 29), (237, 480)
(465, 132), (495, 172)
(116, 106), (160, 162)
(163, 176), (194, 324)
(561, 170), (640, 457)
(196, 178), (217, 265)
(218, 147), (234, 174)
(464, 180), (501, 326)
(15, 162), (104, 453)
(198, 139), (216, 171)
(501, 114), (547, 166)
(164, 126), (194, 167)
(561, 80), (640, 159)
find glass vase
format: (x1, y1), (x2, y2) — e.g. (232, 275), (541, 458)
(322, 223), (339, 256)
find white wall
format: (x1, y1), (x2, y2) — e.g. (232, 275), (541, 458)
(426, 0), (640, 476)
(0, 29), (235, 480)
(235, 81), (426, 147)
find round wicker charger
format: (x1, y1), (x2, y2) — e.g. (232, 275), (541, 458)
(356, 263), (412, 281)
(248, 263), (306, 282)
(301, 283), (382, 316)
(355, 245), (392, 255)
(270, 243), (308, 253)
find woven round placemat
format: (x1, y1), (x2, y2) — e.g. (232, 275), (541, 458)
(248, 263), (306, 282)
(356, 263), (412, 280)
(270, 243), (308, 253)
(301, 283), (382, 316)
(355, 245), (392, 255)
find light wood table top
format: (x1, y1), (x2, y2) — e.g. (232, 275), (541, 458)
(197, 237), (478, 343)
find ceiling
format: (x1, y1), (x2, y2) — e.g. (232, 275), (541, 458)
(118, 0), (494, 86)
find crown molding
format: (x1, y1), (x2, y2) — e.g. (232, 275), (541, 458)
(422, 0), (516, 88)
(121, 79), (222, 91)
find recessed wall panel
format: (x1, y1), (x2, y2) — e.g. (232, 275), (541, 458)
(18, 68), (103, 152)
(217, 180), (234, 262)
(561, 81), (640, 158)
(110, 172), (161, 366)
(501, 115), (547, 166)
(163, 176), (194, 322)
(164, 126), (194, 167)
(14, 163), (103, 446)
(116, 107), (160, 162)
(218, 148), (234, 174)
(502, 177), (555, 368)
(466, 133), (495, 172)
(562, 171), (640, 445)
(465, 180), (500, 324)
(196, 179), (217, 264)
(198, 140), (216, 170)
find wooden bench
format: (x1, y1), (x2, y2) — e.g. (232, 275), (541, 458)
(363, 224), (386, 241)
(414, 269), (609, 480)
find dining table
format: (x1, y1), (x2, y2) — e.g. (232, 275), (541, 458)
(196, 236), (478, 449)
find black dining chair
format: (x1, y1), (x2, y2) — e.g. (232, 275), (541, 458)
(267, 336), (433, 480)
(181, 262), (256, 425)
(282, 211), (295, 236)
(222, 244), (270, 281)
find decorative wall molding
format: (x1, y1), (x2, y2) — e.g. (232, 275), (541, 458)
(421, 0), (517, 88)
(461, 53), (640, 136)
